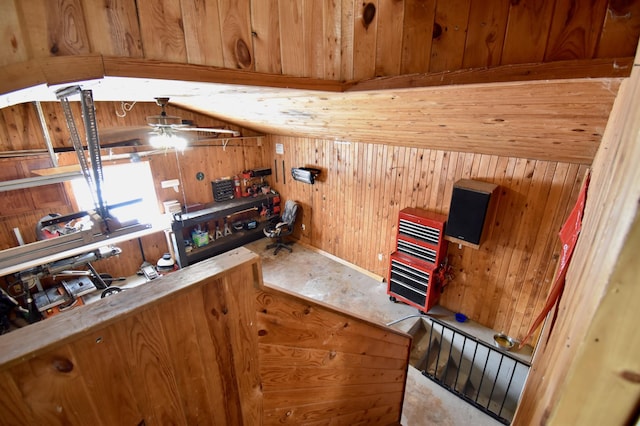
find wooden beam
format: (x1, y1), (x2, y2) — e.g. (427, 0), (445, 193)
(348, 57), (634, 91)
(2, 55), (630, 99)
(102, 56), (348, 92)
(0, 55), (105, 97)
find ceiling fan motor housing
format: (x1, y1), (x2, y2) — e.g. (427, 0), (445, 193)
(148, 96), (240, 136)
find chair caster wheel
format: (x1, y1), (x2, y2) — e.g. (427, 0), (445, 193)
(389, 296), (397, 303)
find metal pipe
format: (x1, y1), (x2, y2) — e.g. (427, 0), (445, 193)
(476, 349), (491, 405)
(443, 330), (456, 384)
(425, 319), (435, 374)
(498, 361), (518, 418)
(454, 336), (467, 391)
(34, 101), (58, 167)
(487, 354), (505, 411)
(469, 342), (480, 399)
(385, 313), (424, 326)
(434, 323), (444, 379)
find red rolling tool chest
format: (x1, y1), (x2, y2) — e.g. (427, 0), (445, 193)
(387, 208), (448, 313)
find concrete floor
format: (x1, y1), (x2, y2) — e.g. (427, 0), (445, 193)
(245, 239), (503, 426)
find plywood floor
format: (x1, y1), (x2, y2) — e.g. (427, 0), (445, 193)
(244, 239), (502, 426)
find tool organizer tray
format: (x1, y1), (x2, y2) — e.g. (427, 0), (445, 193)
(171, 193), (279, 268)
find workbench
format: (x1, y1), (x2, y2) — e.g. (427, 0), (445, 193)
(171, 193), (278, 268)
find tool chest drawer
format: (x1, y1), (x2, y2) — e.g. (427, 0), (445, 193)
(387, 207), (448, 313)
(388, 252), (439, 312)
(396, 207), (448, 267)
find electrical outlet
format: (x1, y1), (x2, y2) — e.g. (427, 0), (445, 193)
(378, 253), (383, 261)
(301, 223), (306, 231)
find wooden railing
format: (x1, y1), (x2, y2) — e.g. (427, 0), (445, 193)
(0, 247), (410, 425)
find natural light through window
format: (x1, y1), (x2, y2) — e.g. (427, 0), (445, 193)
(70, 162), (160, 226)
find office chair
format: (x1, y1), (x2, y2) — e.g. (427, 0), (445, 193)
(263, 200), (299, 254)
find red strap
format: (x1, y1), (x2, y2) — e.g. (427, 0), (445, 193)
(518, 172), (590, 348)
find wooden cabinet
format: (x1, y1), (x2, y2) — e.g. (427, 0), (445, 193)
(387, 208), (448, 313)
(0, 156), (70, 217)
(171, 193), (279, 268)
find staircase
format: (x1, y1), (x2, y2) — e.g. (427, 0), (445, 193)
(407, 317), (529, 425)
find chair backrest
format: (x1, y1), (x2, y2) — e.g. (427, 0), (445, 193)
(281, 200), (299, 226)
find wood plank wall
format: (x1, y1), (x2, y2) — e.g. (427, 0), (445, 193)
(265, 136), (588, 341)
(0, 102), (269, 278)
(257, 285), (409, 424)
(0, 248), (410, 425)
(514, 44), (640, 426)
(1, 0), (638, 80)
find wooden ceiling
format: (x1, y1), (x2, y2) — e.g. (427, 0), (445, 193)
(1, 0), (639, 163)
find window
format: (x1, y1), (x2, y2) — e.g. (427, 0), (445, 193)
(70, 162), (160, 226)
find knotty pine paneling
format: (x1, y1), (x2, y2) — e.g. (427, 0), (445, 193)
(0, 251), (264, 425)
(597, 0), (640, 58)
(429, 0), (471, 73)
(374, 0), (404, 77)
(462, 1), (509, 68)
(502, 0), (555, 64)
(0, 104), (44, 152)
(136, 1), (187, 63)
(0, 101), (246, 153)
(250, 0), (282, 74)
(400, 0), (436, 74)
(267, 135), (587, 340)
(218, 0), (254, 70)
(516, 47), (640, 426)
(255, 284), (409, 425)
(80, 0), (143, 58)
(351, 0), (378, 80)
(545, 0), (609, 61)
(0, 249), (409, 425)
(278, 0), (305, 77)
(180, 0), (225, 66)
(3, 0), (638, 83)
(179, 77), (618, 165)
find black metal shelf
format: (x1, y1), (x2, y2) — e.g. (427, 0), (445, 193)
(171, 193), (278, 268)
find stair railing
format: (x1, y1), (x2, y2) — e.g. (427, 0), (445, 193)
(415, 317), (530, 425)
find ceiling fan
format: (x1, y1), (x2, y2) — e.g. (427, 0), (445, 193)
(98, 97), (241, 149)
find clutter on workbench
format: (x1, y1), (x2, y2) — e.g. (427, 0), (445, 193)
(36, 212), (93, 239)
(191, 227), (209, 248)
(156, 253), (176, 273)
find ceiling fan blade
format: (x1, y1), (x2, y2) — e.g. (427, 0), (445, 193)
(98, 126), (151, 145)
(178, 127), (240, 137)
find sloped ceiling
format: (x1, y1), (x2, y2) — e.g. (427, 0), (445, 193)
(0, 0), (639, 163)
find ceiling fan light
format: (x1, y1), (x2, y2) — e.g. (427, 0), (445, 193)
(173, 135), (187, 151)
(150, 133), (187, 151)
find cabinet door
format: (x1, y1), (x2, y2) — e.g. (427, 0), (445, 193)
(0, 160), (33, 216)
(22, 157), (70, 210)
(0, 157), (71, 217)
